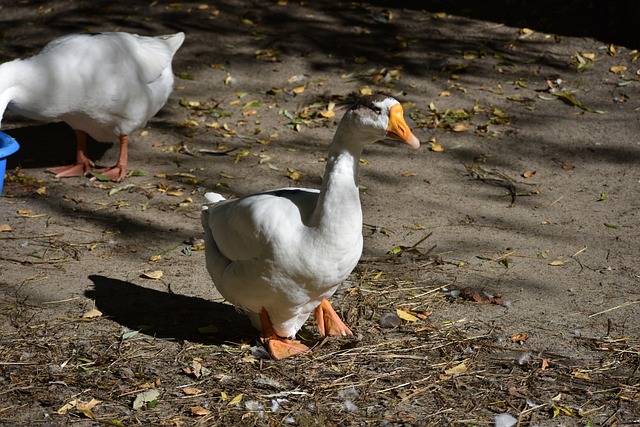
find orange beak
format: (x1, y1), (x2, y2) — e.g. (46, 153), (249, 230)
(386, 104), (420, 149)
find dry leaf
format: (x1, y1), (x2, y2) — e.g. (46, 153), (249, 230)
(522, 170), (536, 178)
(183, 387), (202, 396)
(287, 170), (301, 181)
(401, 171), (416, 177)
(35, 186), (47, 195)
(509, 333), (529, 344)
(191, 406), (211, 416)
(571, 369), (591, 381)
(541, 358), (550, 370)
(149, 254), (163, 262)
(165, 189), (184, 197)
(548, 260), (564, 266)
(359, 86), (372, 95)
(444, 362), (469, 375)
(292, 85), (305, 94)
(0, 224), (12, 232)
(132, 389), (160, 410)
(561, 162), (575, 171)
(396, 309), (419, 322)
(610, 65), (627, 74)
(141, 270), (164, 280)
(82, 308), (103, 319)
(439, 91), (451, 97)
(76, 398), (101, 419)
(227, 393), (243, 406)
(450, 123), (469, 132)
(57, 399), (78, 415)
(429, 141), (444, 152)
(319, 110), (335, 118)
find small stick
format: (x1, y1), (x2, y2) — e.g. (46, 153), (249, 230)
(589, 300), (640, 318)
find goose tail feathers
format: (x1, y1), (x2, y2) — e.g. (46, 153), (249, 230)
(202, 192), (227, 212)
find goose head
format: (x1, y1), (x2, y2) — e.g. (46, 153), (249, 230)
(336, 95), (420, 149)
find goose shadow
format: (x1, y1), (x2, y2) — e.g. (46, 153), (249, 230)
(4, 122), (111, 170)
(85, 275), (255, 345)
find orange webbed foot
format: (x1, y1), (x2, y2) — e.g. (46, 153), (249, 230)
(47, 161), (94, 178)
(314, 299), (352, 337)
(259, 308), (309, 359)
(92, 165), (127, 182)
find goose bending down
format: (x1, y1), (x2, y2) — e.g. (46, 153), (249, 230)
(201, 95), (420, 359)
(0, 31), (185, 181)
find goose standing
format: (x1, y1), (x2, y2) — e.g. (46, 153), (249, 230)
(0, 31), (185, 181)
(201, 95), (420, 359)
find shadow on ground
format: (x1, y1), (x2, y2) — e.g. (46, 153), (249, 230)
(85, 274), (255, 345)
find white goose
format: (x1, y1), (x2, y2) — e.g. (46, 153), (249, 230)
(201, 95), (420, 359)
(0, 31), (185, 181)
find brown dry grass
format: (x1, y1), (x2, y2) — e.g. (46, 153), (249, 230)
(1, 253), (637, 426)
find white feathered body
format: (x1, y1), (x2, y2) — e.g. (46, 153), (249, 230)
(201, 95), (419, 342)
(0, 32), (184, 142)
(201, 148), (364, 338)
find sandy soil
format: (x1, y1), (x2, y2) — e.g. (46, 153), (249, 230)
(0, 1), (639, 426)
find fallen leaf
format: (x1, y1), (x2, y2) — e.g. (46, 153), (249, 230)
(35, 186), (46, 195)
(450, 123), (469, 132)
(82, 309), (103, 319)
(0, 224), (12, 232)
(401, 171), (416, 177)
(141, 270), (164, 280)
(459, 288), (503, 305)
(554, 93), (590, 111)
(571, 369), (591, 381)
(108, 183), (135, 196)
(444, 362), (469, 375)
(292, 85), (305, 94)
(561, 162), (575, 171)
(191, 406), (211, 416)
(604, 223), (620, 229)
(522, 170), (536, 178)
(610, 65), (627, 74)
(227, 393), (243, 406)
(165, 189), (184, 197)
(509, 333), (529, 344)
(552, 404), (581, 418)
(429, 141), (444, 152)
(183, 387), (202, 396)
(541, 358), (550, 370)
(149, 254), (163, 262)
(396, 309), (419, 322)
(57, 399), (79, 415)
(287, 170), (301, 181)
(121, 330), (139, 340)
(132, 389), (160, 410)
(359, 86), (372, 95)
(548, 259), (564, 266)
(439, 91), (451, 97)
(76, 398), (101, 419)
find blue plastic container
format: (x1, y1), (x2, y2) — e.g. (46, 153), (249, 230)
(0, 132), (20, 194)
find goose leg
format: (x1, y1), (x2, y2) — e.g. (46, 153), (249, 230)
(314, 299), (352, 337)
(47, 130), (95, 178)
(94, 134), (128, 182)
(259, 308), (309, 359)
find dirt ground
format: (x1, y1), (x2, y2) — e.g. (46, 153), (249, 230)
(1, 1), (639, 426)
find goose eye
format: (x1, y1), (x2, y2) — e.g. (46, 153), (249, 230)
(372, 106), (382, 114)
